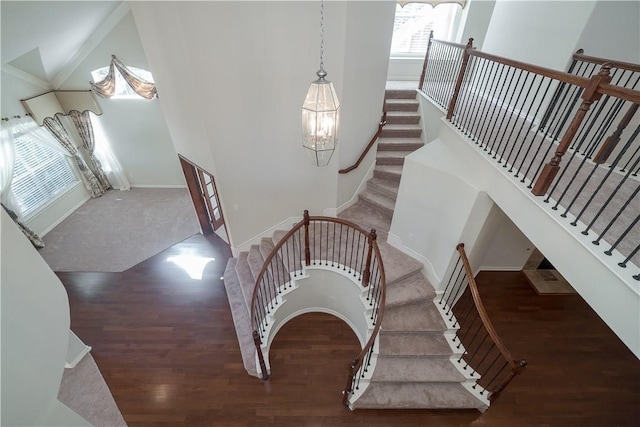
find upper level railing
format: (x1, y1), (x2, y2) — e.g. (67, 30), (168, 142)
(419, 39), (640, 280)
(439, 243), (526, 401)
(249, 210), (387, 403)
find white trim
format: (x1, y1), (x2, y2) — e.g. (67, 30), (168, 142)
(323, 207), (337, 217)
(28, 182), (89, 236)
(51, 2), (131, 88)
(387, 231), (441, 286)
(65, 345), (92, 369)
(336, 161), (377, 215)
(130, 184), (187, 189)
(480, 266), (523, 272)
(235, 216), (302, 254)
(0, 64), (52, 89)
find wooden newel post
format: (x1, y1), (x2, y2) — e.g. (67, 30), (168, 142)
(362, 229), (377, 287)
(593, 102), (639, 164)
(252, 330), (270, 381)
(418, 30), (434, 90)
(532, 64), (612, 196)
(446, 38), (474, 121)
(303, 210), (311, 266)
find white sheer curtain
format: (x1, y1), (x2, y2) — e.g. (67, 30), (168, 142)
(90, 113), (130, 191)
(11, 116), (72, 158)
(0, 121), (20, 214)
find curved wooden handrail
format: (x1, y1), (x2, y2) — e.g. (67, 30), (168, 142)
(250, 213), (387, 389)
(342, 239), (386, 405)
(339, 111), (388, 174)
(574, 50), (640, 73)
(455, 243), (522, 372)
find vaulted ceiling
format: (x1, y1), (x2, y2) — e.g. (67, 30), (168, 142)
(1, 1), (121, 83)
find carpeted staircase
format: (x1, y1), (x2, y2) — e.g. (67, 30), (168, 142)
(221, 82), (487, 411)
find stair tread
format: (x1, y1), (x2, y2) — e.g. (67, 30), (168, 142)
(386, 272), (436, 307)
(382, 300), (447, 331)
(384, 124), (422, 130)
(371, 356), (465, 383)
(246, 245), (264, 281)
(386, 111), (420, 117)
(359, 189), (395, 213)
(353, 383), (487, 410)
(375, 165), (403, 176)
(379, 331), (453, 356)
(367, 178), (399, 201)
(385, 98), (419, 105)
(234, 253), (255, 310)
(222, 259), (258, 377)
(377, 150), (413, 159)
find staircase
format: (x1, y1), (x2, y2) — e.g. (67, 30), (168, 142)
(221, 81), (487, 411)
(357, 81), (424, 217)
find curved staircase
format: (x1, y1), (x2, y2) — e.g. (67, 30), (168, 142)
(221, 82), (488, 411)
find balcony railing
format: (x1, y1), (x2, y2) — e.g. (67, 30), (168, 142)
(419, 37), (640, 280)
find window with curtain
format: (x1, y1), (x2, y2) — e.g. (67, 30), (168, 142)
(10, 128), (78, 217)
(391, 3), (459, 55)
(91, 66), (154, 99)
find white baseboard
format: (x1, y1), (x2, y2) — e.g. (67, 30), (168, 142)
(130, 184), (187, 189)
(387, 231), (441, 287)
(39, 190), (91, 237)
(235, 216), (302, 254)
(323, 208), (337, 217)
(480, 266), (524, 272)
(336, 161), (376, 215)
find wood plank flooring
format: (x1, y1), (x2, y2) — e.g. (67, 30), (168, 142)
(59, 234), (640, 427)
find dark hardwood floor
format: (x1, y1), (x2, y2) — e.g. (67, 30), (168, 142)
(59, 233), (640, 427)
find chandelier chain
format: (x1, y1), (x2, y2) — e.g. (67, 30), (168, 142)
(319, 0), (324, 70)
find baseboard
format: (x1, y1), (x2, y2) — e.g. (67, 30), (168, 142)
(235, 216), (302, 254)
(323, 208), (337, 217)
(130, 184), (187, 189)
(336, 161), (376, 215)
(65, 345), (92, 369)
(387, 231), (441, 286)
(480, 266), (524, 272)
(39, 187), (91, 237)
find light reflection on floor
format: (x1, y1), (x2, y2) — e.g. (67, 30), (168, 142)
(165, 254), (215, 280)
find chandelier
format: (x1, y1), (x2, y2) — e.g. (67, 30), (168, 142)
(302, 0), (340, 167)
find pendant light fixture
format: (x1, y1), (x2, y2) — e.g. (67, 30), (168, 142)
(302, 0), (340, 167)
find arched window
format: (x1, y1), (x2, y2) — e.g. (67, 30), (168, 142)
(91, 66), (154, 100)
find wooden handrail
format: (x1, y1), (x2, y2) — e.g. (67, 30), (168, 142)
(339, 111), (388, 174)
(597, 83), (640, 104)
(469, 49), (592, 88)
(574, 50), (640, 73)
(250, 213), (386, 387)
(342, 241), (386, 406)
(431, 38), (471, 49)
(455, 243), (526, 397)
(446, 38), (474, 120)
(418, 30), (434, 89)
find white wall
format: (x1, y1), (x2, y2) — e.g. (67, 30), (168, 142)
(575, 1), (640, 63)
(0, 209), (90, 426)
(455, 0), (496, 48)
(337, 1), (395, 209)
(59, 11), (184, 188)
(482, 0), (597, 70)
(131, 1), (396, 252)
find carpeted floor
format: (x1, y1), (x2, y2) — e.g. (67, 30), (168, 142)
(58, 354), (127, 427)
(39, 188), (200, 272)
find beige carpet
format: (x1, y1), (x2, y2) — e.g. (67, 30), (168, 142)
(39, 188), (200, 272)
(58, 354), (127, 426)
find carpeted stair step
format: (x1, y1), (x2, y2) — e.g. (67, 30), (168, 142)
(385, 98), (419, 112)
(366, 178), (399, 202)
(377, 137), (424, 152)
(234, 252), (256, 310)
(338, 201), (393, 234)
(386, 272), (435, 307)
(352, 382), (488, 410)
(371, 356), (465, 383)
(385, 88), (418, 99)
(375, 239), (424, 285)
(247, 245), (265, 282)
(358, 189), (395, 218)
(222, 259), (258, 377)
(376, 150), (411, 166)
(259, 238), (275, 260)
(373, 165), (403, 183)
(381, 124), (422, 138)
(386, 111), (420, 125)
(382, 300), (447, 332)
(379, 331), (453, 357)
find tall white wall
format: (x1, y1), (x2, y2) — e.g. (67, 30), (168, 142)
(59, 11), (184, 188)
(482, 0), (597, 69)
(575, 1), (640, 63)
(131, 1), (395, 252)
(337, 1), (395, 209)
(0, 209), (90, 426)
(455, 0), (496, 48)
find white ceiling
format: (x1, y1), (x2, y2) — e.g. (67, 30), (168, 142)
(1, 1), (122, 82)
